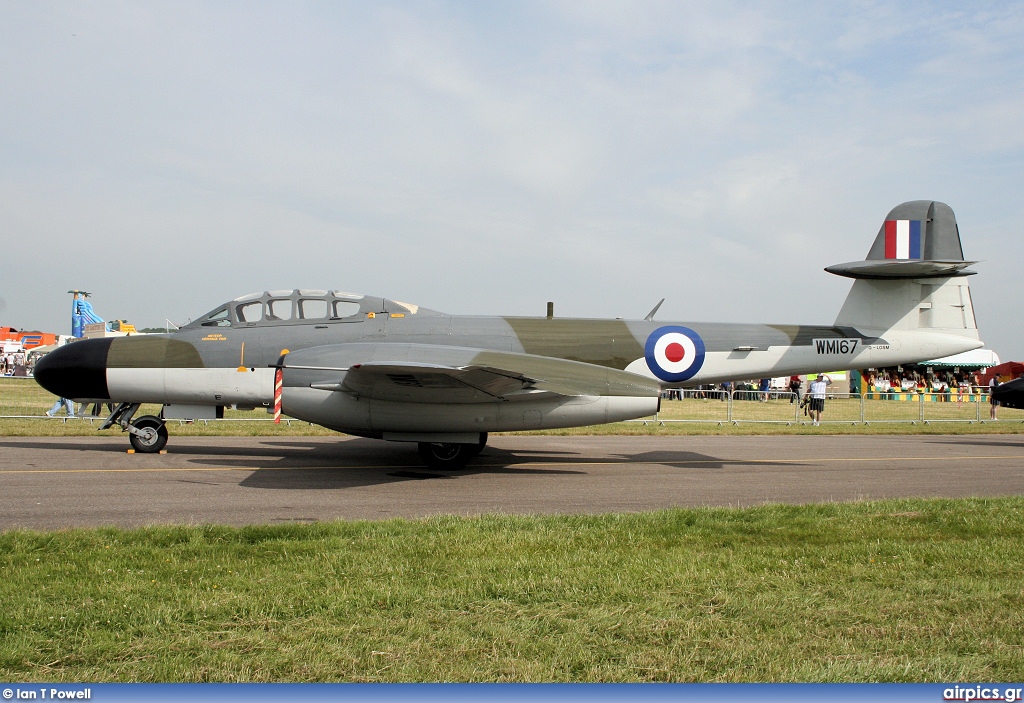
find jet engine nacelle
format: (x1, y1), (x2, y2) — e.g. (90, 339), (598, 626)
(282, 384), (658, 438)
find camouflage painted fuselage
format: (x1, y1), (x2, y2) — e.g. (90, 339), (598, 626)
(35, 285), (980, 440)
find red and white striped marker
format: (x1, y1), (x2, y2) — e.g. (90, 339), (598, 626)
(273, 367), (283, 424)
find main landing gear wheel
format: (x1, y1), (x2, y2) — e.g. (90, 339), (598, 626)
(129, 415), (168, 453)
(417, 433), (487, 469)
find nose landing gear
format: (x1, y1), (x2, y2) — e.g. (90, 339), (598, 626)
(99, 402), (169, 453)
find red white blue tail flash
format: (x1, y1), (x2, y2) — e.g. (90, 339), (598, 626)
(884, 220), (922, 259)
(645, 326), (706, 382)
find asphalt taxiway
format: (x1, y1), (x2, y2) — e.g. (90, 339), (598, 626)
(1, 434), (1021, 530)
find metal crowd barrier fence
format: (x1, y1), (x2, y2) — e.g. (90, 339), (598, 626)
(640, 387), (1022, 425)
(730, 389), (803, 424)
(643, 389), (732, 424)
(3, 377), (1021, 426)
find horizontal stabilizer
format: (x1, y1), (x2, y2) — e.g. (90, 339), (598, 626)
(825, 259), (976, 279)
(826, 200), (977, 280)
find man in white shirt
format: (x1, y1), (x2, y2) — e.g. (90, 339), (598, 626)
(878, 376), (891, 398)
(808, 373), (832, 426)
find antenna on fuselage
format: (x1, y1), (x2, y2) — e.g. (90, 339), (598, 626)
(644, 298), (665, 321)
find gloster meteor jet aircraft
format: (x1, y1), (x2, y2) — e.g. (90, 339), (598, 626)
(35, 200), (983, 467)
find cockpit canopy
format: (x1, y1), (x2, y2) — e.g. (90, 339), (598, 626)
(184, 290), (440, 329)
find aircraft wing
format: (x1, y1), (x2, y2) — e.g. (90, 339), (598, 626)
(282, 343), (662, 404)
(331, 362), (547, 403)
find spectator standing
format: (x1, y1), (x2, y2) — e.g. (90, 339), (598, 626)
(788, 375), (802, 404)
(957, 376), (970, 406)
(46, 397), (74, 417)
(877, 375), (891, 400)
(720, 380), (733, 401)
(990, 376), (1001, 420)
(808, 373), (832, 426)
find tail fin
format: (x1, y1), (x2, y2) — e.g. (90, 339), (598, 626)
(828, 201), (980, 338)
(826, 201), (976, 280)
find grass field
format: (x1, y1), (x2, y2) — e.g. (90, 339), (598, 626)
(2, 498), (1023, 682)
(4, 377), (1023, 682)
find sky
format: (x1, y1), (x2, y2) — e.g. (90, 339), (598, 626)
(2, 1), (1022, 360)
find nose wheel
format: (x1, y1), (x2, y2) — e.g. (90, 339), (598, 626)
(99, 404), (170, 453)
(128, 415), (169, 453)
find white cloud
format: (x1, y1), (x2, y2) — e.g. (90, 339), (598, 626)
(1, 1), (1022, 356)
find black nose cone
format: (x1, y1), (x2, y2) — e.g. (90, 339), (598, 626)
(33, 338), (113, 400)
(993, 377), (1024, 410)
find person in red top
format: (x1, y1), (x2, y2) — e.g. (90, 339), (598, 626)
(788, 375), (802, 404)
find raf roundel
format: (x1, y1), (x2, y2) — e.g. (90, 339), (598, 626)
(644, 326), (706, 382)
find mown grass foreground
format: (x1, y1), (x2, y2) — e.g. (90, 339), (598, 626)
(2, 498), (1022, 682)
